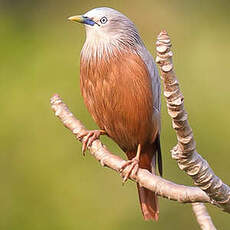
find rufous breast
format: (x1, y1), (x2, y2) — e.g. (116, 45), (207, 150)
(80, 49), (158, 151)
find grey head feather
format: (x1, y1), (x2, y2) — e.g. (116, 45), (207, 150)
(84, 7), (141, 44)
(82, 7), (143, 59)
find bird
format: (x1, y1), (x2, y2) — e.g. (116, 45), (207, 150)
(68, 7), (162, 221)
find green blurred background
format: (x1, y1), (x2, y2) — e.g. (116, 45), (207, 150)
(1, 0), (229, 229)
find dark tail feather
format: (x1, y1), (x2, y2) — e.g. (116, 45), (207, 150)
(137, 184), (159, 221)
(155, 134), (163, 177)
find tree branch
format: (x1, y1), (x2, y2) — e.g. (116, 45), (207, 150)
(155, 30), (230, 213)
(51, 94), (211, 204)
(192, 203), (217, 230)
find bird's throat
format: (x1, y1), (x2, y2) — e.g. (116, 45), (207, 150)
(81, 37), (136, 62)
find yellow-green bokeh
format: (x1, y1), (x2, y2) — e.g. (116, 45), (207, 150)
(0, 0), (229, 229)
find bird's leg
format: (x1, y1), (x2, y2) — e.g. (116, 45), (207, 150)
(78, 130), (106, 155)
(120, 144), (141, 183)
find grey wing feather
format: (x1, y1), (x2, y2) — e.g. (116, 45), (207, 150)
(137, 45), (161, 113)
(137, 45), (163, 175)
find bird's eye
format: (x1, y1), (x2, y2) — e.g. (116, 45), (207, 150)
(100, 16), (108, 24)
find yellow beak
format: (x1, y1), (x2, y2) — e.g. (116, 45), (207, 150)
(68, 15), (84, 23)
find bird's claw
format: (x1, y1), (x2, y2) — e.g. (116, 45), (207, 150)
(79, 130), (105, 155)
(120, 158), (139, 184)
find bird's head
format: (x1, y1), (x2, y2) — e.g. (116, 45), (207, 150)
(68, 7), (142, 51)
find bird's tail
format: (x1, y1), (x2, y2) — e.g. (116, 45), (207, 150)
(127, 136), (162, 221)
(137, 183), (159, 221)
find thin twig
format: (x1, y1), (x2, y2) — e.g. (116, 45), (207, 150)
(192, 203), (217, 230)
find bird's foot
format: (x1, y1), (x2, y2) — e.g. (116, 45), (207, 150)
(120, 144), (141, 184)
(120, 157), (139, 184)
(78, 130), (106, 155)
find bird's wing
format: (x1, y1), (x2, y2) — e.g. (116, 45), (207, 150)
(137, 46), (161, 113)
(137, 46), (162, 176)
